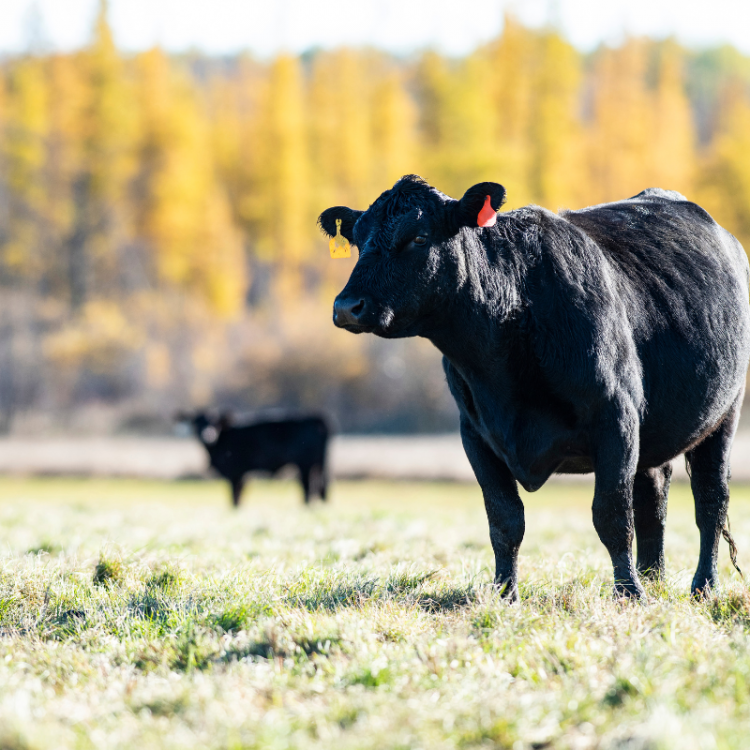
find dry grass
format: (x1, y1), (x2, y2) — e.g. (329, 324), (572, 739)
(0, 476), (749, 749)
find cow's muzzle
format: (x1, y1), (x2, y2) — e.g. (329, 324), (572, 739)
(333, 295), (373, 332)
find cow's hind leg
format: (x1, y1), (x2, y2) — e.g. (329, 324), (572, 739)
(592, 405), (644, 598)
(686, 395), (742, 597)
(316, 464), (329, 501)
(633, 464), (672, 580)
(230, 477), (244, 508)
(300, 466), (312, 504)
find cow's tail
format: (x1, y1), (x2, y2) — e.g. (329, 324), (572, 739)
(722, 517), (744, 579)
(685, 452), (744, 581)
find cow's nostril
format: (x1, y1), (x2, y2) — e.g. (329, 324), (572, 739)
(333, 296), (369, 328)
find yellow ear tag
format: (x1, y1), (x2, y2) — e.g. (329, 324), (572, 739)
(329, 218), (351, 259)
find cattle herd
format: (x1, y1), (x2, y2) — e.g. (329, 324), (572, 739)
(176, 174), (750, 602)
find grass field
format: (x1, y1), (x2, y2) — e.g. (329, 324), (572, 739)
(1, 477), (750, 749)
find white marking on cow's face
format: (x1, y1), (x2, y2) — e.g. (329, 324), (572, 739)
(201, 426), (220, 444)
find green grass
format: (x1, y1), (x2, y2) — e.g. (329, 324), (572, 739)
(0, 476), (750, 748)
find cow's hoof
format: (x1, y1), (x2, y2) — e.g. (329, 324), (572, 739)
(691, 575), (717, 600)
(613, 580), (645, 600)
(494, 580), (519, 602)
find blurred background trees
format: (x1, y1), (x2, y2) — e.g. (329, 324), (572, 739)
(1, 5), (750, 434)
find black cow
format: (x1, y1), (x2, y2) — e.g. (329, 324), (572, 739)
(320, 175), (750, 600)
(183, 412), (330, 507)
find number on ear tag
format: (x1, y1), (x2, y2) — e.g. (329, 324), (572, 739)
(329, 218), (351, 258)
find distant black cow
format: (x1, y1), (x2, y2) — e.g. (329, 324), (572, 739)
(183, 412), (330, 507)
(320, 175), (750, 601)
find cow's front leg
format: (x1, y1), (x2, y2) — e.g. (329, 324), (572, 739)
(460, 418), (525, 601)
(592, 412), (644, 598)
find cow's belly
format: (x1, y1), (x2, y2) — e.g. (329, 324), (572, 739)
(491, 406), (733, 488)
(475, 401), (725, 490)
(474, 414), (589, 492)
(555, 457), (594, 474)
(490, 411), (736, 488)
(504, 444), (587, 491)
(493, 436), (684, 489)
(494, 407), (731, 487)
(554, 450), (685, 476)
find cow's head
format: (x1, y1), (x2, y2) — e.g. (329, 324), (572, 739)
(176, 411), (232, 445)
(320, 175), (505, 338)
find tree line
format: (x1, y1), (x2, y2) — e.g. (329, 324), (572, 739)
(1, 4), (750, 433)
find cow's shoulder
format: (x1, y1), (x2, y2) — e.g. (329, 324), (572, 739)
(500, 204), (568, 256)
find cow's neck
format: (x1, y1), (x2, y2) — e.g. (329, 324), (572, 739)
(424, 224), (527, 373)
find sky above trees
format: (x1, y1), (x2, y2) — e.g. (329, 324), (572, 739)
(2, 0), (750, 57)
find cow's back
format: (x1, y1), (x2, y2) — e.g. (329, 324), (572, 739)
(232, 417), (328, 472)
(205, 416), (329, 479)
(563, 190), (749, 295)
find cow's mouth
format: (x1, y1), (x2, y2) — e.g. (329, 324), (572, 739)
(341, 318), (415, 339)
(340, 323), (375, 334)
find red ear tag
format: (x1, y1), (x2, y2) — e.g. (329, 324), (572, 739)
(477, 195), (497, 227)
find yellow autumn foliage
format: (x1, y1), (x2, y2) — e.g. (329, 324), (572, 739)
(1, 3), (750, 416)
(44, 300), (143, 373)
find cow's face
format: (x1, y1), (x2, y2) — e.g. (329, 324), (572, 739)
(320, 176), (505, 338)
(183, 412), (232, 445)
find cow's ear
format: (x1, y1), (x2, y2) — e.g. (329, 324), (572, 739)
(318, 206), (363, 242)
(453, 182), (507, 229)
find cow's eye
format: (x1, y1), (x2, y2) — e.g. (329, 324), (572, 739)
(413, 236), (427, 246)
